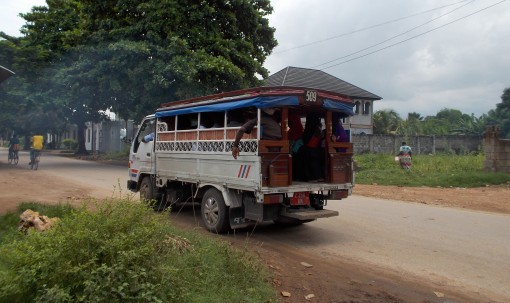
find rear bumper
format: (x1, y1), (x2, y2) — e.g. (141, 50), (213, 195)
(279, 208), (339, 220)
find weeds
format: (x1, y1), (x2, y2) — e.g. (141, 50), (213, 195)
(355, 153), (510, 187)
(0, 200), (275, 303)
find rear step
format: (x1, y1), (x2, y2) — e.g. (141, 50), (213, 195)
(280, 209), (339, 220)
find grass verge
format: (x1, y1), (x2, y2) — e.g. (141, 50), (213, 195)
(354, 153), (510, 187)
(0, 200), (276, 303)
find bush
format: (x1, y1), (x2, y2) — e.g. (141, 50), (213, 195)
(0, 200), (275, 303)
(61, 138), (77, 150)
(354, 153), (510, 187)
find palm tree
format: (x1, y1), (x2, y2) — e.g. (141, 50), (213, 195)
(373, 109), (402, 134)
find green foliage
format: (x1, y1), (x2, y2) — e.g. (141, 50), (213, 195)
(372, 107), (491, 137)
(61, 138), (77, 150)
(487, 87), (510, 138)
(355, 153), (510, 187)
(0, 200), (275, 303)
(373, 109), (401, 134)
(1, 0), (277, 151)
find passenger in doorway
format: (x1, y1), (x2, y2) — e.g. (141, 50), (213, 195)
(232, 108), (281, 159)
(397, 141), (412, 170)
(295, 112), (324, 182)
(331, 113), (347, 152)
(288, 112), (304, 151)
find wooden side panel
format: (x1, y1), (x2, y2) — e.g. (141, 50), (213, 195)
(261, 153), (291, 187)
(329, 152), (353, 184)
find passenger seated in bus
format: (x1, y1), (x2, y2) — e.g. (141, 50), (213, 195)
(295, 112), (325, 182)
(212, 112), (225, 128)
(199, 113), (215, 129)
(227, 110), (244, 127)
(231, 108), (281, 159)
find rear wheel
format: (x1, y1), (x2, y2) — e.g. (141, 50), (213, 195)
(201, 188), (230, 233)
(8, 152), (12, 164)
(14, 152), (19, 165)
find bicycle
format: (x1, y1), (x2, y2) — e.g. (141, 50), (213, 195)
(30, 149), (41, 170)
(8, 148), (19, 165)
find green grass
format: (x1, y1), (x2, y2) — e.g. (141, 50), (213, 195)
(0, 200), (276, 303)
(98, 148), (129, 161)
(354, 153), (510, 187)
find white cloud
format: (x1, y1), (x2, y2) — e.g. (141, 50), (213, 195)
(0, 0), (46, 36)
(266, 0), (510, 118)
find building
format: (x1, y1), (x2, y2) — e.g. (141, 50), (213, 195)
(264, 66), (381, 134)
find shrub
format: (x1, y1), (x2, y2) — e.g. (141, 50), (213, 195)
(0, 200), (275, 303)
(61, 138), (77, 150)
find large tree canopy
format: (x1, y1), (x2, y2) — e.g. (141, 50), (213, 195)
(1, 0), (277, 153)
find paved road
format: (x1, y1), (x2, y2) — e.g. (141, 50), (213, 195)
(6, 151), (509, 302)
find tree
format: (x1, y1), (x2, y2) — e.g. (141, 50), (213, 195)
(398, 112), (423, 136)
(373, 109), (402, 134)
(487, 88), (510, 138)
(13, 0), (277, 154)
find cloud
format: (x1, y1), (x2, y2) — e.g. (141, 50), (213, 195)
(266, 0), (510, 117)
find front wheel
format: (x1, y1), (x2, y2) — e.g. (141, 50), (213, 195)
(139, 176), (164, 211)
(201, 188), (230, 233)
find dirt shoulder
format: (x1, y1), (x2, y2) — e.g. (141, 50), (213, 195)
(353, 183), (510, 215)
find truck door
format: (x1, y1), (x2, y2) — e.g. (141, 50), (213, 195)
(129, 117), (156, 182)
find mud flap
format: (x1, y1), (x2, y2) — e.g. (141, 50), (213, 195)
(229, 207), (251, 229)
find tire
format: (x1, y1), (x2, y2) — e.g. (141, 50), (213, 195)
(14, 152), (19, 165)
(8, 153), (12, 165)
(139, 176), (164, 211)
(201, 188), (230, 233)
(34, 158), (39, 170)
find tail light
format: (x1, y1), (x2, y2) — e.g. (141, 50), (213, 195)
(290, 192), (310, 206)
(263, 194), (284, 204)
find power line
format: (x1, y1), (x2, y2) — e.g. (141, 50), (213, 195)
(273, 0), (471, 54)
(319, 0), (507, 71)
(312, 0), (476, 69)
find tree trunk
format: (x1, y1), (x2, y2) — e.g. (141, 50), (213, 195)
(74, 122), (89, 155)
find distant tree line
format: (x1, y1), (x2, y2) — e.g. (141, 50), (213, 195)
(0, 0), (277, 154)
(373, 87), (510, 139)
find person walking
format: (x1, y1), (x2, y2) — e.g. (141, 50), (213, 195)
(397, 141), (412, 170)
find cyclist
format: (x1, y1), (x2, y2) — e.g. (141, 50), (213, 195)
(8, 134), (20, 160)
(29, 134), (44, 165)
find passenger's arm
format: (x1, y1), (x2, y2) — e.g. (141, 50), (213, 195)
(232, 119), (256, 159)
(232, 128), (245, 159)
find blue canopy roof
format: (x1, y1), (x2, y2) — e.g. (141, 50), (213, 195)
(155, 95), (354, 117)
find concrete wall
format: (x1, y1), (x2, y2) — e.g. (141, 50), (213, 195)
(352, 134), (482, 155)
(483, 126), (510, 173)
(84, 120), (134, 154)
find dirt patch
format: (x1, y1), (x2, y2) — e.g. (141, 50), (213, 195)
(353, 183), (510, 215)
(0, 165), (98, 213)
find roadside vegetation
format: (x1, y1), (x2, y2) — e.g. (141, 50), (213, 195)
(355, 153), (510, 188)
(0, 200), (276, 303)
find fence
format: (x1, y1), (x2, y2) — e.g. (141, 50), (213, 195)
(351, 134), (482, 155)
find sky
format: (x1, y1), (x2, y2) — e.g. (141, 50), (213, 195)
(1, 0), (509, 118)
